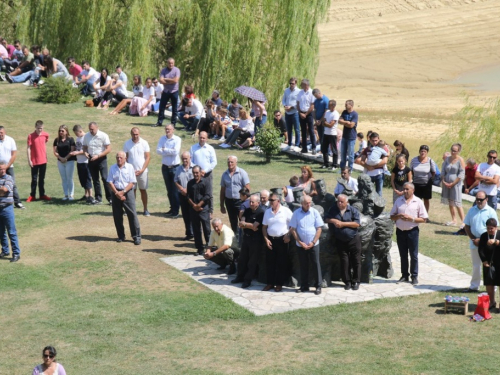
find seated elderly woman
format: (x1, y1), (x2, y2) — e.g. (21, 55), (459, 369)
(283, 165), (317, 198)
(109, 75), (143, 115)
(129, 77), (156, 117)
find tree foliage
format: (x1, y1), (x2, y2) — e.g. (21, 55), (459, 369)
(255, 124), (283, 163)
(436, 98), (500, 163)
(1, 0), (330, 110)
(36, 76), (81, 104)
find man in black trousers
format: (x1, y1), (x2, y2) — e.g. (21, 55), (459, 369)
(107, 151), (141, 245)
(231, 194), (265, 288)
(324, 194), (361, 290)
(187, 165), (211, 256)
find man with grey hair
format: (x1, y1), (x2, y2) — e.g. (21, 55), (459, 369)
(204, 218), (237, 274)
(187, 165), (211, 255)
(157, 124), (181, 217)
(325, 193), (362, 290)
(260, 189), (270, 207)
(231, 194), (265, 288)
(313, 88), (329, 145)
(107, 151), (141, 245)
(154, 57), (180, 128)
(290, 195), (324, 294)
(296, 79), (316, 155)
(0, 160), (21, 262)
(220, 155), (250, 235)
(175, 151), (194, 240)
(390, 182), (428, 285)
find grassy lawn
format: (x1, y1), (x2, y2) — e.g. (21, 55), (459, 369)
(1, 84), (498, 374)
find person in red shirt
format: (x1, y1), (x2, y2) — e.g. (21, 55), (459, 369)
(27, 120), (51, 202)
(464, 157), (479, 196)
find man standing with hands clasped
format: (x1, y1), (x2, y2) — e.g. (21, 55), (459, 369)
(390, 182), (428, 285)
(107, 151), (141, 245)
(289, 195), (324, 295)
(325, 194), (362, 290)
(187, 166), (212, 256)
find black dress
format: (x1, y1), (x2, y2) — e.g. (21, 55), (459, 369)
(478, 230), (500, 286)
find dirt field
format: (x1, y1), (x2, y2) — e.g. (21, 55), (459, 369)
(315, 0), (500, 148)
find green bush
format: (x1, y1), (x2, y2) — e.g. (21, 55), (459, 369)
(36, 76), (81, 104)
(255, 124), (283, 163)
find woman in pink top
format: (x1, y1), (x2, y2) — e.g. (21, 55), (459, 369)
(32, 346), (67, 375)
(249, 98), (267, 132)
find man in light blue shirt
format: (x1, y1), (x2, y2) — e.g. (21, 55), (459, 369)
(156, 124), (181, 217)
(282, 77), (300, 150)
(313, 88), (329, 145)
(116, 65), (128, 89)
(289, 195), (324, 295)
(464, 191), (499, 292)
(190, 131), (217, 213)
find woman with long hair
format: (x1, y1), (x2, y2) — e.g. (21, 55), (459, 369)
(110, 75), (142, 115)
(32, 346), (67, 375)
(129, 77), (156, 116)
(43, 55), (69, 78)
(53, 124), (76, 200)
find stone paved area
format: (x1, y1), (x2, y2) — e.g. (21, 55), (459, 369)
(161, 242), (470, 316)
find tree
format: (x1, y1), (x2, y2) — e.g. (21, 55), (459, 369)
(3, 0), (330, 110)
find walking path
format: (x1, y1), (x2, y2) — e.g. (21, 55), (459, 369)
(161, 242), (470, 316)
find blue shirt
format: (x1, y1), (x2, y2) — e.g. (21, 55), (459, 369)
(220, 167), (250, 199)
(281, 87), (300, 115)
(464, 204), (499, 249)
(340, 110), (359, 140)
(325, 204), (360, 241)
(314, 95), (329, 120)
(189, 143), (217, 174)
(289, 207), (324, 247)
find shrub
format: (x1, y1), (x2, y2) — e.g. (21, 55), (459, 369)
(36, 76), (81, 104)
(255, 124), (283, 163)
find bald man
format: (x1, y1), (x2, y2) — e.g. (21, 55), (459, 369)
(107, 151), (141, 245)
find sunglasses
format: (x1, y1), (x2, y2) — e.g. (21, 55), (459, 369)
(488, 155), (497, 159)
(476, 198), (487, 202)
(268, 199), (277, 202)
(43, 354), (55, 359)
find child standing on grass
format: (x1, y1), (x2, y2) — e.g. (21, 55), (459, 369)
(391, 154), (412, 203)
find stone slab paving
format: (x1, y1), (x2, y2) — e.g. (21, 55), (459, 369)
(161, 242), (470, 316)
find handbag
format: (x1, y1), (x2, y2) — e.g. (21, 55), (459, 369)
(474, 293), (492, 320)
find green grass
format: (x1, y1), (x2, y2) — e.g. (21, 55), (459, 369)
(1, 84), (499, 374)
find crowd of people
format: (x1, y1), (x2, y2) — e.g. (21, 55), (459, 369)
(2, 42), (500, 307)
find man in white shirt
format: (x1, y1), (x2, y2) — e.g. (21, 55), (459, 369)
(475, 150), (500, 210)
(190, 131), (217, 213)
(296, 79), (316, 155)
(76, 60), (99, 96)
(156, 124), (181, 217)
(83, 122), (112, 204)
(179, 97), (204, 131)
(152, 77), (164, 112)
(0, 126), (24, 209)
(123, 127), (151, 216)
(115, 65), (128, 89)
(204, 218), (238, 274)
(321, 99), (340, 170)
(107, 151), (141, 245)
(282, 77), (301, 151)
(334, 168), (359, 196)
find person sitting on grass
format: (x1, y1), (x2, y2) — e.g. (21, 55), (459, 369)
(129, 77), (156, 117)
(99, 73), (128, 110)
(109, 75), (142, 115)
(151, 77), (164, 112)
(75, 60), (100, 96)
(67, 57), (82, 84)
(273, 110), (288, 144)
(212, 107), (232, 142)
(43, 55), (70, 79)
(179, 96), (204, 130)
(228, 98), (243, 121)
(225, 109), (254, 148)
(2, 45), (36, 84)
(93, 68), (112, 108)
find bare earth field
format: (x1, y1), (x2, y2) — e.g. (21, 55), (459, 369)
(316, 0), (500, 152)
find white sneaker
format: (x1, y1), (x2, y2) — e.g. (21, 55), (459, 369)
(0, 74), (5, 81)
(331, 167), (337, 171)
(293, 146), (301, 152)
(68, 196), (74, 201)
(23, 80), (31, 86)
(62, 196), (68, 201)
(72, 82), (78, 88)
(219, 137), (226, 142)
(250, 146), (260, 151)
(282, 145), (291, 151)
(38, 79), (44, 85)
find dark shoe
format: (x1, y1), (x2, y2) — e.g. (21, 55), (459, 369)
(6, 74), (13, 83)
(314, 287), (321, 295)
(466, 288), (480, 293)
(14, 202), (25, 209)
(397, 276), (409, 284)
(489, 302), (497, 310)
(231, 278), (244, 284)
(344, 283), (352, 290)
(216, 265), (226, 270)
(352, 282), (360, 291)
(296, 288), (308, 293)
(183, 235), (194, 241)
(143, 210), (151, 217)
(411, 276), (419, 285)
(262, 284), (274, 291)
(134, 238), (141, 246)
(116, 238), (125, 243)
(241, 282), (251, 288)
(0, 252), (10, 258)
(170, 213), (180, 219)
(300, 150), (308, 154)
(312, 149), (317, 155)
(10, 255), (19, 262)
(91, 199), (102, 205)
(79, 195), (87, 201)
(165, 210), (173, 216)
(152, 122), (161, 127)
(227, 262), (236, 275)
(275, 285), (283, 292)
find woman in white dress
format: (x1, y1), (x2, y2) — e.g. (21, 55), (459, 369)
(129, 77), (156, 117)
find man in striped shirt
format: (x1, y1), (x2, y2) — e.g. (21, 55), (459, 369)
(0, 161), (21, 262)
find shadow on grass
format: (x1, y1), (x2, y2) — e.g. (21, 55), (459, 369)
(141, 234), (187, 242)
(80, 211), (113, 216)
(434, 230), (458, 236)
(67, 235), (117, 242)
(143, 248), (194, 256)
